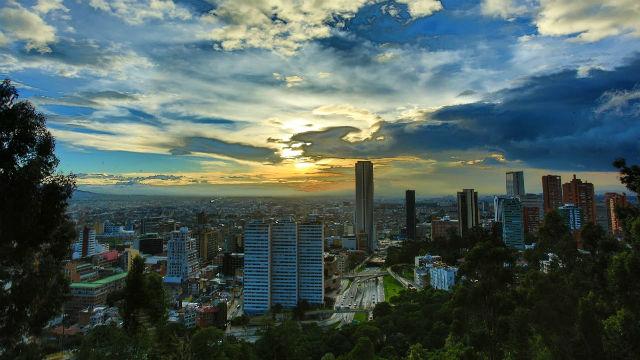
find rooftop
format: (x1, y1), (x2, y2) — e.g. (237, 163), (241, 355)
(70, 272), (128, 289)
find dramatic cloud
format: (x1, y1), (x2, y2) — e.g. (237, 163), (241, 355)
(536, 0), (640, 42)
(0, 2), (57, 52)
(86, 0), (191, 25)
(207, 0), (442, 55)
(169, 136), (280, 163)
(291, 56), (640, 171)
(33, 0), (69, 15)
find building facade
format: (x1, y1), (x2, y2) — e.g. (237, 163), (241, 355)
(243, 222), (271, 314)
(270, 220), (298, 308)
(558, 204), (583, 231)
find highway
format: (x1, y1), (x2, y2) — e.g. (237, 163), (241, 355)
(328, 267), (385, 327)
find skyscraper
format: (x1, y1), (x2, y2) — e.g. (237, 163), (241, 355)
(542, 175), (563, 213)
(501, 197), (525, 250)
(457, 189), (479, 236)
(243, 220), (324, 314)
(355, 161), (375, 252)
(604, 192), (627, 236)
(166, 227), (199, 281)
(405, 190), (416, 240)
(562, 175), (596, 224)
(506, 171), (525, 197)
(80, 226), (96, 258)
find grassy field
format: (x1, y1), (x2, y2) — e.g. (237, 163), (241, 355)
(383, 274), (404, 301)
(353, 312), (368, 323)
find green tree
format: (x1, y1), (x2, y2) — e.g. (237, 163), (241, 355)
(0, 79), (76, 355)
(191, 327), (225, 359)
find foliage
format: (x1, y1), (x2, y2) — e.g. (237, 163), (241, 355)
(0, 79), (76, 357)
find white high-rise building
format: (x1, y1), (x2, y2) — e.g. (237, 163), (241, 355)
(244, 222), (271, 315)
(243, 220), (324, 315)
(298, 222), (324, 305)
(271, 220), (298, 308)
(166, 227), (199, 281)
(355, 161), (375, 252)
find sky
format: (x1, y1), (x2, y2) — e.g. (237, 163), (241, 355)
(1, 0), (639, 197)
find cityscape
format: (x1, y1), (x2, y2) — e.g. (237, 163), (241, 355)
(2, 0), (640, 359)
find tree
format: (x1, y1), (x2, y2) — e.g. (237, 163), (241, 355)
(0, 79), (76, 354)
(191, 327), (225, 359)
(123, 255), (146, 333)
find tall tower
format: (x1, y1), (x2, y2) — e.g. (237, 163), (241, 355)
(457, 189), (479, 236)
(506, 171), (525, 197)
(542, 175), (563, 213)
(405, 190), (416, 240)
(355, 161), (375, 252)
(562, 175), (596, 224)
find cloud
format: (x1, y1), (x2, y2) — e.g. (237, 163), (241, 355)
(596, 86), (640, 115)
(536, 0), (640, 42)
(33, 0), (69, 14)
(86, 0), (192, 25)
(76, 173), (185, 186)
(0, 2), (57, 52)
(289, 56), (640, 171)
(169, 136), (280, 163)
(206, 0), (442, 55)
(481, 0), (530, 19)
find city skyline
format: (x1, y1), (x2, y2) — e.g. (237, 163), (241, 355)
(1, 0), (639, 196)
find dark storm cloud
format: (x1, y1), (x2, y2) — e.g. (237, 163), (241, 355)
(170, 136), (280, 163)
(291, 55), (640, 170)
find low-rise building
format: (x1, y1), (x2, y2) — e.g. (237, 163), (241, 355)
(65, 272), (128, 321)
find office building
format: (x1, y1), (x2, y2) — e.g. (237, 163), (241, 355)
(405, 190), (416, 240)
(558, 204), (583, 231)
(80, 227), (97, 258)
(457, 189), (479, 236)
(65, 272), (128, 321)
(298, 222), (325, 305)
(542, 175), (563, 213)
(166, 227), (199, 281)
(355, 161), (375, 252)
(604, 192), (627, 236)
(243, 220), (324, 314)
(501, 197), (525, 250)
(243, 222), (271, 315)
(506, 171), (525, 197)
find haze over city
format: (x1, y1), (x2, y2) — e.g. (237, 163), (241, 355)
(4, 1), (640, 359)
(2, 0), (639, 196)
